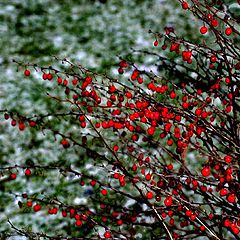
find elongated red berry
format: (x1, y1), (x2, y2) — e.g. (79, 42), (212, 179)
(24, 69), (31, 76)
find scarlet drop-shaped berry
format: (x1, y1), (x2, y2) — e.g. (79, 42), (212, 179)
(161, 44), (167, 50)
(29, 120), (36, 127)
(118, 67), (124, 74)
(117, 219), (123, 225)
(19, 121), (25, 131)
(170, 43), (180, 53)
(224, 155), (232, 163)
(169, 91), (176, 99)
(200, 26), (208, 34)
(210, 55), (217, 63)
(154, 40), (158, 46)
(62, 210), (67, 217)
(113, 145), (119, 152)
(57, 77), (63, 84)
(24, 69), (30, 76)
(225, 27), (232, 36)
(76, 220), (82, 226)
(167, 163), (173, 171)
(164, 196), (173, 207)
(147, 126), (155, 135)
(25, 168), (31, 176)
(181, 1), (189, 9)
(227, 193), (236, 203)
(63, 79), (68, 86)
(233, 227), (240, 235)
(42, 73), (48, 80)
(201, 166), (211, 177)
(104, 231), (111, 238)
(72, 79), (78, 85)
(119, 60), (128, 68)
(61, 138), (70, 148)
(101, 189), (108, 196)
(186, 210), (192, 217)
(131, 164), (137, 171)
(33, 204), (41, 212)
(182, 51), (192, 61)
(146, 191), (153, 199)
(207, 14), (213, 21)
(11, 119), (17, 126)
(220, 188), (228, 196)
(211, 19), (218, 27)
(9, 173), (17, 180)
(90, 179), (97, 186)
(4, 113), (9, 120)
(47, 73), (53, 80)
(200, 225), (205, 231)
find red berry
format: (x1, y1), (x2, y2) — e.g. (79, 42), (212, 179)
(26, 201), (32, 207)
(104, 231), (111, 238)
(72, 79), (78, 85)
(24, 69), (31, 76)
(211, 19), (218, 27)
(118, 67), (124, 74)
(113, 145), (119, 152)
(117, 219), (123, 225)
(131, 164), (137, 171)
(147, 126), (155, 135)
(76, 220), (82, 226)
(167, 139), (173, 146)
(167, 163), (173, 171)
(233, 227), (240, 235)
(29, 120), (36, 127)
(220, 188), (228, 196)
(57, 77), (63, 84)
(42, 73), (48, 80)
(9, 173), (17, 180)
(11, 119), (17, 126)
(170, 42), (180, 53)
(61, 138), (70, 148)
(154, 40), (158, 46)
(227, 193), (236, 203)
(90, 179), (97, 186)
(63, 79), (68, 86)
(182, 51), (192, 61)
(4, 113), (9, 120)
(161, 44), (167, 50)
(62, 210), (67, 217)
(101, 189), (108, 196)
(210, 55), (217, 63)
(119, 60), (128, 68)
(207, 14), (213, 21)
(224, 155), (232, 163)
(25, 168), (31, 176)
(225, 27), (232, 36)
(181, 1), (189, 9)
(186, 210), (192, 217)
(19, 121), (25, 131)
(33, 204), (41, 212)
(164, 196), (173, 207)
(47, 73), (53, 80)
(195, 108), (202, 116)
(200, 225), (205, 231)
(146, 191), (153, 199)
(200, 26), (208, 34)
(201, 166), (211, 177)
(170, 91), (176, 99)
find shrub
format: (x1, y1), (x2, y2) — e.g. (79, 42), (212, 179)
(1, 0), (240, 239)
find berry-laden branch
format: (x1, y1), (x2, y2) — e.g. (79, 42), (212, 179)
(1, 0), (240, 239)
